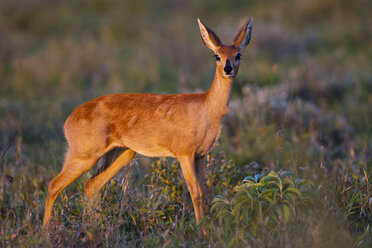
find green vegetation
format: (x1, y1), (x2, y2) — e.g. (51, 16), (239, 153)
(210, 171), (314, 247)
(0, 0), (371, 247)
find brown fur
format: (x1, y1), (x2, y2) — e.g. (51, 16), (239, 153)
(43, 17), (253, 231)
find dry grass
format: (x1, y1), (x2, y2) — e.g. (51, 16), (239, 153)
(1, 0), (371, 247)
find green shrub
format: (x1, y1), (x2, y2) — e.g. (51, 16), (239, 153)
(210, 171), (314, 247)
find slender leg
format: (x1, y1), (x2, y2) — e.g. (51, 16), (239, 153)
(178, 155), (204, 224)
(43, 152), (97, 229)
(84, 149), (136, 200)
(195, 155), (209, 211)
(91, 147), (126, 179)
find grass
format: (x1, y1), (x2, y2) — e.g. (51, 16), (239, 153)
(1, 0), (372, 247)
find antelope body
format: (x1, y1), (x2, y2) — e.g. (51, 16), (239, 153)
(43, 17), (253, 230)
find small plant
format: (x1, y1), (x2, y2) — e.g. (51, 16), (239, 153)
(321, 169), (372, 245)
(210, 170), (314, 246)
(150, 158), (186, 204)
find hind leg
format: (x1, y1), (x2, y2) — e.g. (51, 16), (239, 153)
(84, 148), (136, 200)
(42, 152), (97, 229)
(92, 147), (126, 179)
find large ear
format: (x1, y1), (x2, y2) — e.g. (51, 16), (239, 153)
(197, 18), (222, 51)
(233, 17), (253, 49)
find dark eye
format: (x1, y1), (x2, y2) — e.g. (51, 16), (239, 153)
(235, 53), (241, 61)
(214, 54), (221, 61)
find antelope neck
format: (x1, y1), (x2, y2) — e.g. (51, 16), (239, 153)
(205, 68), (234, 118)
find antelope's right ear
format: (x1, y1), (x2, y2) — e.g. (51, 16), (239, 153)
(197, 18), (222, 52)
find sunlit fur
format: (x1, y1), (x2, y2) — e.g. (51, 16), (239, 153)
(43, 17), (253, 231)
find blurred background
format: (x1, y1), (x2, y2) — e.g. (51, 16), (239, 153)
(0, 0), (371, 246)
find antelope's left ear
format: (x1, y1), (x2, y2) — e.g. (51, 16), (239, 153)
(232, 17), (253, 49)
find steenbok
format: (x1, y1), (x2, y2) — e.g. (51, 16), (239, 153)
(43, 17), (253, 230)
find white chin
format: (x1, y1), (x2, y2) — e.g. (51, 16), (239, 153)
(223, 73), (235, 78)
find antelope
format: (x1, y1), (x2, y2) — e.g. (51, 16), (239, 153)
(43, 17), (253, 230)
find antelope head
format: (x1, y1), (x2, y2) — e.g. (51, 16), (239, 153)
(197, 17), (253, 78)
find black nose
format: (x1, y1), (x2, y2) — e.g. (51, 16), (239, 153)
(224, 59), (233, 74)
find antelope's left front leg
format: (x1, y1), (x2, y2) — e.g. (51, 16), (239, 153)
(195, 155), (209, 211)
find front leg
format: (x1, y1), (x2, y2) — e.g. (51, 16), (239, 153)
(178, 155), (204, 224)
(195, 155), (209, 211)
